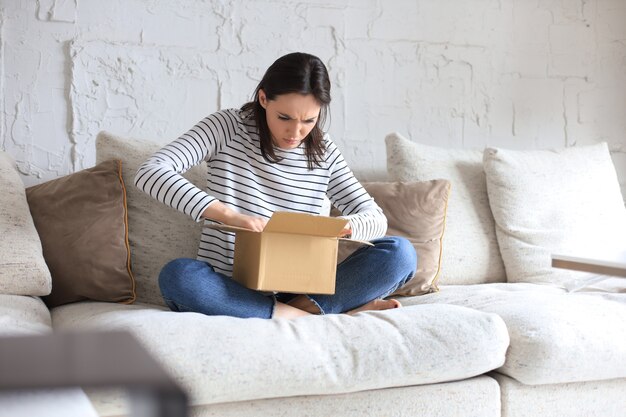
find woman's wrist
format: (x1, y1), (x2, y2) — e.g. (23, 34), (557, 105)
(202, 202), (266, 231)
(201, 201), (236, 224)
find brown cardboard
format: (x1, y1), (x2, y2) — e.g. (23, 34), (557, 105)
(207, 212), (349, 294)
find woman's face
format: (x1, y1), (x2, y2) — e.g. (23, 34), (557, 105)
(259, 90), (321, 150)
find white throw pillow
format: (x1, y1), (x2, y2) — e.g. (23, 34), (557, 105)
(483, 143), (626, 286)
(0, 151), (52, 296)
(96, 131), (205, 307)
(385, 133), (506, 285)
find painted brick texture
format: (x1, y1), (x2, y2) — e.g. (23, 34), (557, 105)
(1, 0), (625, 198)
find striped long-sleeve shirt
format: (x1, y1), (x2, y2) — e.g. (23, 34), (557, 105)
(135, 108), (387, 276)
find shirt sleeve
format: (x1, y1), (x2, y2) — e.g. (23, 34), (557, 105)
(134, 111), (234, 222)
(325, 137), (387, 241)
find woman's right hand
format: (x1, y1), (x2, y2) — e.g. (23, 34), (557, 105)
(228, 213), (268, 232)
(202, 201), (267, 232)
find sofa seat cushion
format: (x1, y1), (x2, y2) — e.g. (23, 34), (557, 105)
(0, 295), (51, 336)
(51, 302), (509, 406)
(399, 283), (626, 385)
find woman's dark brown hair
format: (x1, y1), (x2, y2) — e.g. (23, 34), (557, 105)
(241, 52), (331, 170)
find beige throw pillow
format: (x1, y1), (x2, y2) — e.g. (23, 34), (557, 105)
(483, 143), (626, 287)
(385, 133), (506, 285)
(26, 160), (136, 308)
(0, 151), (52, 296)
(336, 180), (450, 296)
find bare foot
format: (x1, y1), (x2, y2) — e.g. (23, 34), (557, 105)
(272, 302), (312, 319)
(347, 298), (402, 315)
(273, 297), (402, 319)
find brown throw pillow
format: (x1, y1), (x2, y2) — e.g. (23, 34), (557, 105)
(26, 159), (136, 308)
(335, 180), (450, 296)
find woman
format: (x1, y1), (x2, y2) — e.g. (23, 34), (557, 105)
(135, 52), (417, 319)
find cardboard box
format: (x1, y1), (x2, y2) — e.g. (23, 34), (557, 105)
(208, 212), (349, 294)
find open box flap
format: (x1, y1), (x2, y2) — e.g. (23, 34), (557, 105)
(205, 223), (255, 234)
(205, 218), (373, 245)
(264, 212), (348, 237)
(339, 238), (374, 247)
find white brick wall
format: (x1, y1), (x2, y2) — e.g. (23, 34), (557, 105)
(1, 0), (625, 198)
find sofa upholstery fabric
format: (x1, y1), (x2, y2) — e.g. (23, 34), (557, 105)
(483, 143), (626, 287)
(84, 377), (499, 417)
(385, 133), (506, 285)
(0, 152), (52, 296)
(51, 301), (509, 406)
(96, 131), (205, 307)
(492, 373), (626, 417)
(0, 295), (51, 336)
(188, 376), (500, 417)
(399, 283), (626, 384)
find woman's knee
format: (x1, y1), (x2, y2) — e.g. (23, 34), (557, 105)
(398, 237), (418, 273)
(363, 236), (416, 297)
(379, 236), (417, 262)
(159, 258), (198, 293)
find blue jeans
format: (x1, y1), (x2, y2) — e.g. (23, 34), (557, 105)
(158, 236), (417, 319)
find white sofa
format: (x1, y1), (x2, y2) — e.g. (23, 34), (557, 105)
(1, 131), (625, 417)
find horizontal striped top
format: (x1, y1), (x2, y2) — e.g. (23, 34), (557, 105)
(135, 108), (387, 276)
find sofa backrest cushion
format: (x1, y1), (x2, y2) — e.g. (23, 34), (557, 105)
(96, 131), (204, 307)
(385, 133), (506, 285)
(336, 180), (451, 296)
(25, 160), (136, 308)
(483, 143), (626, 287)
(0, 151), (52, 296)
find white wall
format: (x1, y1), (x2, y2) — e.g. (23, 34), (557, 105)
(1, 0), (625, 196)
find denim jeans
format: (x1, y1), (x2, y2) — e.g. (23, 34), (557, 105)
(158, 236), (417, 319)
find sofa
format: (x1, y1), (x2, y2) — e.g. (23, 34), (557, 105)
(1, 130), (625, 417)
